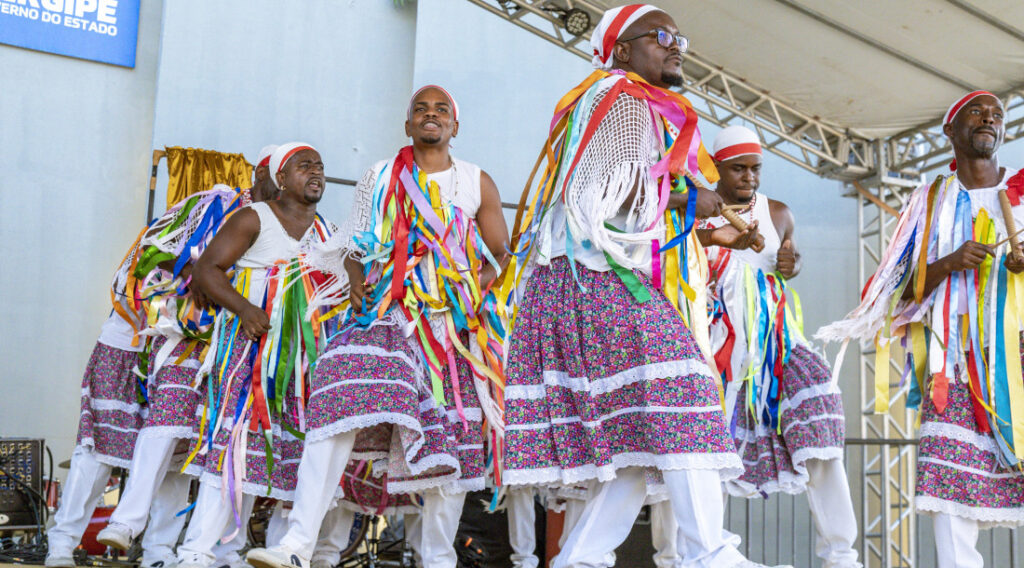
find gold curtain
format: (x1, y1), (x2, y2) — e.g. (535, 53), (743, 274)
(164, 146), (253, 208)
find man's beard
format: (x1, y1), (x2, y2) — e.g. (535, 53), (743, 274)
(661, 70), (684, 87)
(419, 134), (442, 145)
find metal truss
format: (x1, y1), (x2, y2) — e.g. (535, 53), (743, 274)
(855, 182), (918, 568)
(464, 0), (878, 180)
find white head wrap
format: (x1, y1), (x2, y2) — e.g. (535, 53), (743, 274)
(407, 85), (460, 121)
(590, 4), (665, 70)
(712, 125), (762, 162)
(270, 142), (317, 189)
(944, 90), (1001, 126)
(943, 91), (1003, 170)
(255, 144), (278, 169)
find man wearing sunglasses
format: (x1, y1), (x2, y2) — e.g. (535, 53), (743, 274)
(502, 4), (778, 568)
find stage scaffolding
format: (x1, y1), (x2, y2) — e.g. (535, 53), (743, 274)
(465, 1), (1024, 565)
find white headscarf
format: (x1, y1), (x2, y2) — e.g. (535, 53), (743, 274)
(269, 142), (317, 189)
(590, 4), (665, 70)
(712, 125), (762, 162)
(407, 84), (460, 121)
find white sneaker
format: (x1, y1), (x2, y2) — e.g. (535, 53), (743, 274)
(735, 562), (794, 568)
(177, 550), (211, 568)
(246, 546), (309, 568)
(96, 522), (133, 550)
(142, 556), (179, 568)
(310, 557), (336, 568)
(45, 544), (75, 568)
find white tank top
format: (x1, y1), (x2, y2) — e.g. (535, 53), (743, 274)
(237, 202), (317, 268)
(237, 202), (320, 302)
(424, 157), (483, 217)
(704, 193), (782, 274)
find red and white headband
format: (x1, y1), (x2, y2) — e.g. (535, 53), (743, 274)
(943, 91), (1002, 170)
(255, 144), (278, 169)
(408, 85), (459, 122)
(712, 125), (762, 162)
(591, 4), (665, 70)
(270, 142), (317, 188)
(944, 90), (1000, 126)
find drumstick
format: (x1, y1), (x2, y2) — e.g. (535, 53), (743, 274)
(999, 189), (1023, 257)
(993, 225), (1024, 249)
(684, 173), (765, 252)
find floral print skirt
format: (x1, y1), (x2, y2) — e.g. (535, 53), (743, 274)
(75, 341), (146, 468)
(502, 257), (742, 488)
(725, 345), (846, 496)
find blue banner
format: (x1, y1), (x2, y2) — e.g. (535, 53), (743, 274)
(0, 0), (140, 68)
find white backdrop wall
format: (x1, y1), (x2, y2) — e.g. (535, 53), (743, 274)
(149, 0), (419, 225)
(0, 0), (165, 465)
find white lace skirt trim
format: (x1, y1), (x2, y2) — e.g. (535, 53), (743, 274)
(917, 496), (1024, 529)
(505, 360), (713, 401)
(725, 447), (845, 497)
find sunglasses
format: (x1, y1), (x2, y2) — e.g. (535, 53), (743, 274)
(620, 28), (689, 52)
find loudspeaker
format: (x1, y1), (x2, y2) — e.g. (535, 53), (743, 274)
(0, 438), (44, 529)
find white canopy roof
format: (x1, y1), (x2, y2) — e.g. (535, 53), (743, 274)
(645, 0), (1024, 138)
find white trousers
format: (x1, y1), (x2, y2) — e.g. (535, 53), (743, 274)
(48, 445), (187, 561)
(507, 487), (539, 568)
(48, 446), (113, 551)
(265, 501), (289, 549)
(933, 513), (984, 568)
(405, 513), (423, 567)
(109, 435), (177, 534)
(140, 470), (190, 564)
(649, 459), (859, 568)
(649, 500), (679, 568)
(553, 467), (746, 568)
(177, 481), (256, 566)
(804, 459), (860, 568)
(416, 489), (467, 568)
(279, 432), (357, 559)
(311, 506), (357, 564)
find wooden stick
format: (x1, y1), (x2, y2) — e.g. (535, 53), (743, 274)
(720, 208), (765, 252)
(999, 189), (1022, 257)
(683, 172), (765, 252)
(994, 225), (1024, 249)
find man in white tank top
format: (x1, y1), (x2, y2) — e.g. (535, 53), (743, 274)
(69, 146), (279, 568)
(247, 87), (509, 568)
(681, 125), (858, 568)
(821, 92), (1024, 568)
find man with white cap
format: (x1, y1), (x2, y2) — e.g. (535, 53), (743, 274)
(502, 5), (776, 568)
(699, 125), (859, 568)
(246, 85), (509, 568)
(820, 91), (1024, 567)
(94, 144), (281, 557)
(53, 145), (276, 568)
(169, 142), (338, 568)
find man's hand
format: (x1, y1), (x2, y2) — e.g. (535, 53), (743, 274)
(238, 303), (270, 340)
(946, 240), (993, 272)
(177, 264), (211, 310)
(776, 239), (799, 278)
(190, 286), (211, 311)
(709, 222), (761, 250)
(349, 280), (369, 314)
(693, 187), (725, 218)
(1006, 249), (1024, 273)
